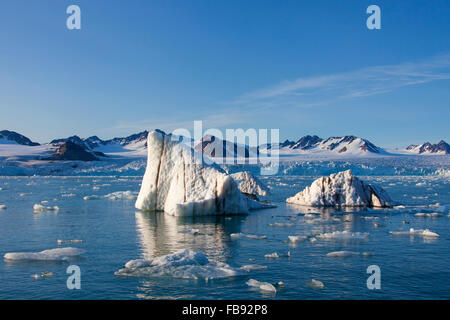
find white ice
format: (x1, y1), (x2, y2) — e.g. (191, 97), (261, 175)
(316, 230), (369, 241)
(135, 131), (249, 216)
(229, 171), (270, 196)
(246, 279), (277, 293)
(4, 247), (85, 261)
(33, 204), (59, 213)
(286, 170), (393, 208)
(390, 228), (439, 238)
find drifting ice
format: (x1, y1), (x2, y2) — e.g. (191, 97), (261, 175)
(316, 230), (369, 241)
(4, 247), (85, 261)
(246, 279), (277, 293)
(115, 249), (259, 280)
(390, 228), (439, 238)
(0, 204), (6, 210)
(135, 131), (249, 216)
(286, 170), (393, 207)
(33, 204), (59, 213)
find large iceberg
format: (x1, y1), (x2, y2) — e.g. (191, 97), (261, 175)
(286, 170), (393, 208)
(135, 131), (249, 216)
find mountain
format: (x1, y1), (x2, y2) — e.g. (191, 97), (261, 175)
(406, 140), (450, 154)
(260, 135), (383, 155)
(45, 142), (100, 161)
(0, 130), (40, 146)
(194, 135), (253, 158)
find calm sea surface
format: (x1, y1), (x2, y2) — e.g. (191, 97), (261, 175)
(0, 175), (449, 299)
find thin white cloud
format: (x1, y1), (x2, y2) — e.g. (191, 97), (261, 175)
(231, 53), (450, 108)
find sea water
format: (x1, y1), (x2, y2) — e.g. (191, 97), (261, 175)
(0, 175), (449, 299)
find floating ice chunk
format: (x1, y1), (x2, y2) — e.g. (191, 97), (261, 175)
(104, 191), (138, 201)
(288, 235), (308, 243)
(316, 230), (369, 241)
(415, 212), (441, 218)
(115, 249), (250, 280)
(326, 251), (359, 258)
(306, 279), (324, 289)
(229, 171), (270, 197)
(57, 239), (83, 245)
(135, 131), (248, 216)
(4, 247), (85, 261)
(390, 228), (439, 238)
(40, 271), (54, 278)
(239, 265), (267, 272)
(61, 193), (76, 197)
(246, 279), (277, 293)
(83, 195), (101, 200)
(264, 252), (279, 259)
(33, 204), (59, 213)
(286, 170), (393, 208)
(230, 233), (267, 240)
(0, 204), (6, 210)
(269, 222), (294, 228)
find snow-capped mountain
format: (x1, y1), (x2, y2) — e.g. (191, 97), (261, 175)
(194, 135), (254, 158)
(0, 130), (39, 146)
(406, 140), (449, 154)
(261, 135), (383, 156)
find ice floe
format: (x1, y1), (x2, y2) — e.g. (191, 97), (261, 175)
(115, 249), (260, 280)
(264, 252), (279, 259)
(286, 170), (393, 208)
(288, 235), (308, 243)
(104, 191), (138, 201)
(306, 279), (325, 289)
(316, 230), (369, 241)
(246, 279), (277, 293)
(57, 239), (83, 245)
(4, 247), (85, 261)
(33, 204), (59, 213)
(390, 228), (439, 238)
(0, 204), (6, 210)
(230, 233), (267, 240)
(326, 251), (371, 258)
(135, 131), (249, 216)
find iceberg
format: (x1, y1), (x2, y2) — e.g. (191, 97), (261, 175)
(229, 171), (270, 197)
(135, 131), (248, 216)
(4, 247), (85, 261)
(0, 204), (6, 210)
(306, 279), (325, 289)
(286, 170), (393, 208)
(104, 191), (137, 201)
(115, 249), (257, 280)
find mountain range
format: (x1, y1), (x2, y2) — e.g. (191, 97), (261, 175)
(0, 130), (448, 161)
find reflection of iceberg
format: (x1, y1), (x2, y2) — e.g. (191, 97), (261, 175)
(134, 211), (239, 261)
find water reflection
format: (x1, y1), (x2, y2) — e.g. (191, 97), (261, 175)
(134, 211), (245, 263)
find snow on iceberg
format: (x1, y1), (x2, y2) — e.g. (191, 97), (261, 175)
(286, 170), (393, 208)
(229, 171), (270, 197)
(4, 247), (85, 261)
(115, 249), (256, 280)
(135, 131), (249, 216)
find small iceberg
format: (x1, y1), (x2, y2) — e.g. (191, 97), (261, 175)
(269, 222), (294, 228)
(57, 239), (83, 245)
(0, 204), (6, 210)
(288, 235), (308, 243)
(316, 230), (369, 241)
(83, 195), (101, 200)
(115, 249), (259, 281)
(306, 279), (325, 289)
(33, 204), (59, 213)
(104, 191), (138, 201)
(286, 170), (393, 208)
(4, 247), (85, 261)
(326, 251), (364, 258)
(264, 252), (279, 259)
(230, 233), (267, 240)
(229, 171), (270, 198)
(390, 228), (439, 238)
(246, 279), (277, 293)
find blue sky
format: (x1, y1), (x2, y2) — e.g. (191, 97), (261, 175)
(0, 0), (449, 148)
